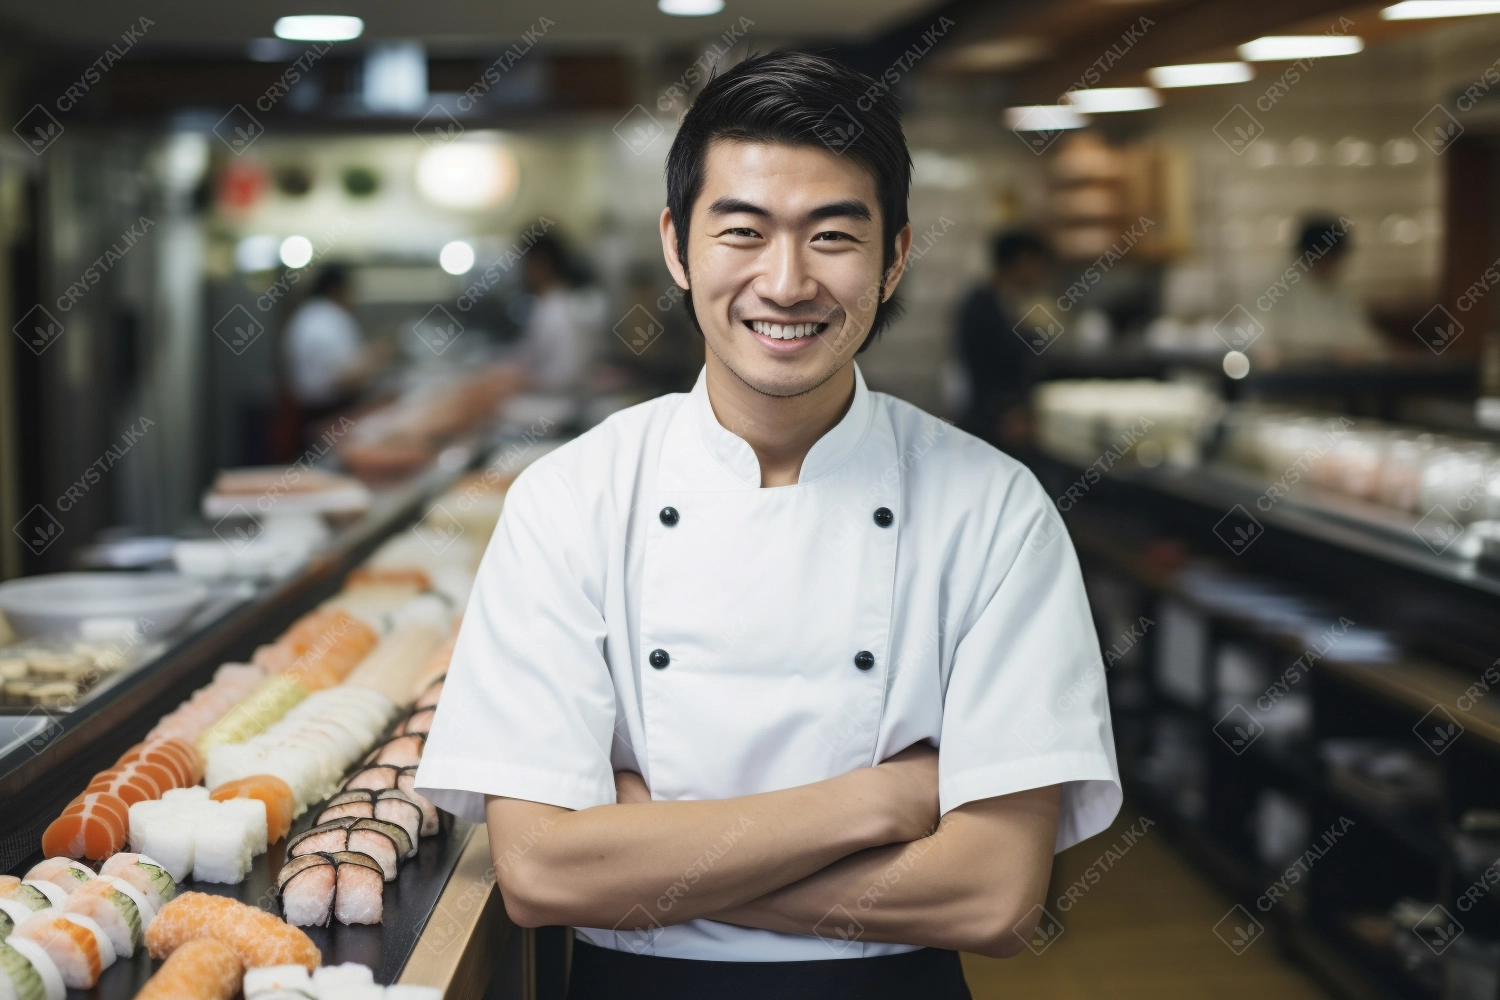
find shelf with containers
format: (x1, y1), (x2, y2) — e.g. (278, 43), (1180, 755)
(1023, 387), (1500, 1000)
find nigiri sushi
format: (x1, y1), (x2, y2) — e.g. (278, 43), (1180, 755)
(275, 851), (384, 927)
(12, 911), (114, 990)
(135, 937), (240, 1000)
(99, 854), (176, 912)
(364, 734), (425, 768)
(288, 817), (411, 878)
(42, 792), (129, 860)
(147, 892), (320, 970)
(23, 859), (93, 897)
(396, 766), (441, 837)
(373, 789), (422, 844)
(210, 775), (295, 843)
(1, 937), (66, 1000)
(62, 880), (142, 958)
(396, 706), (435, 736)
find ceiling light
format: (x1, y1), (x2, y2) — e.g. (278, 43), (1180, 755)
(439, 241), (476, 275)
(657, 0), (725, 15)
(1383, 1), (1500, 17)
(1223, 350), (1251, 379)
(1005, 105), (1088, 131)
(1065, 87), (1161, 113)
(235, 235), (281, 272)
(415, 140), (519, 210)
(280, 235), (314, 269)
(273, 15), (364, 41)
(1238, 36), (1364, 61)
(1148, 62), (1254, 88)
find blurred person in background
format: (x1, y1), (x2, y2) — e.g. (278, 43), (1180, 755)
(510, 232), (607, 394)
(1254, 216), (1389, 366)
(951, 229), (1053, 447)
(279, 264), (392, 449)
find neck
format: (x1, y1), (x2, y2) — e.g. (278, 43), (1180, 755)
(703, 354), (856, 488)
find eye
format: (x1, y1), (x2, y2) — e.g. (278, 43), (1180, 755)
(715, 227), (761, 239)
(812, 231), (853, 243)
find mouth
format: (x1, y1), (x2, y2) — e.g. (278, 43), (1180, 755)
(743, 319), (830, 341)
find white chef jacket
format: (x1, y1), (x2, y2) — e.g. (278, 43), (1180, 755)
(415, 362), (1121, 962)
(284, 298), (363, 406)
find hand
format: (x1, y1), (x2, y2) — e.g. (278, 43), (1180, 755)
(873, 742), (940, 844)
(614, 769), (652, 805)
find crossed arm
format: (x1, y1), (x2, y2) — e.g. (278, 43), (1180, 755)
(484, 744), (1060, 959)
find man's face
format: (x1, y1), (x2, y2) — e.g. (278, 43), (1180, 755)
(661, 140), (910, 398)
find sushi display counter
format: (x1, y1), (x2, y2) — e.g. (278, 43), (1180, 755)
(0, 432), (548, 997)
(0, 451), (475, 875)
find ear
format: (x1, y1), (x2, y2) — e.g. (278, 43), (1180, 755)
(660, 207), (690, 290)
(879, 222), (914, 302)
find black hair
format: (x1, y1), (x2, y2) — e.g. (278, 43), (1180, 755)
(312, 264), (351, 298)
(989, 229), (1051, 271)
(664, 50), (912, 353)
(524, 232), (586, 287)
(1297, 217), (1349, 259)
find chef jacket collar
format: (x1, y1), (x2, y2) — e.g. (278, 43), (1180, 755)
(687, 362), (874, 487)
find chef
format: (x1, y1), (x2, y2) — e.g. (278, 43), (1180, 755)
(415, 50), (1121, 1000)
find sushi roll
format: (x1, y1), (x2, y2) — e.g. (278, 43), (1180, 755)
(373, 789), (422, 845)
(99, 854), (176, 911)
(12, 911), (113, 990)
(62, 880), (143, 958)
(328, 853), (384, 926)
(135, 937), (240, 1000)
(0, 899), (27, 939)
(363, 734), (425, 768)
(276, 855), (335, 928)
(317, 790), (375, 825)
(1, 937), (66, 1000)
(16, 884), (63, 912)
(350, 818), (413, 873)
(22, 860), (92, 897)
(310, 961), (373, 992)
(275, 851), (385, 927)
(396, 706), (435, 736)
(342, 764), (399, 793)
(242, 963), (311, 996)
(99, 876), (156, 926)
(0, 879), (55, 915)
(414, 680), (443, 711)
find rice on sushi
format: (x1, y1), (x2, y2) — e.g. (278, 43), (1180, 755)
(0, 878), (55, 914)
(99, 854), (176, 911)
(22, 860), (92, 897)
(241, 963), (311, 996)
(287, 817), (411, 879)
(2, 937), (66, 1000)
(12, 911), (113, 989)
(62, 880), (143, 958)
(275, 851), (384, 927)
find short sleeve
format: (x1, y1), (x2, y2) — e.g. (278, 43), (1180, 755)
(937, 485), (1123, 853)
(413, 464), (617, 822)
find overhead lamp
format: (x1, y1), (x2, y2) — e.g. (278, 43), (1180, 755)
(1065, 87), (1161, 113)
(415, 140), (518, 210)
(280, 235), (314, 269)
(1005, 105), (1088, 131)
(1383, 1), (1500, 17)
(1238, 36), (1364, 61)
(439, 241), (476, 275)
(235, 235), (281, 272)
(1223, 351), (1251, 380)
(1148, 62), (1254, 88)
(657, 0), (725, 15)
(273, 15), (364, 41)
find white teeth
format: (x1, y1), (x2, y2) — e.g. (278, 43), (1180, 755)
(751, 321), (818, 340)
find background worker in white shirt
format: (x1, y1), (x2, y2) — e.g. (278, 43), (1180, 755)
(281, 265), (391, 440)
(1253, 216), (1390, 366)
(416, 51), (1121, 1000)
(511, 233), (606, 394)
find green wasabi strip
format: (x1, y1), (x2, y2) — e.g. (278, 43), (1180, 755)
(0, 940), (47, 1000)
(109, 889), (142, 947)
(138, 861), (175, 903)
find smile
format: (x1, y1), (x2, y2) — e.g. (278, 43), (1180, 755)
(745, 320), (828, 340)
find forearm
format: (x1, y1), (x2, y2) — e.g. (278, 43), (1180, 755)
(486, 770), (895, 929)
(709, 787), (1059, 958)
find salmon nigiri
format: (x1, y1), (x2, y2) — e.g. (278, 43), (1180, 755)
(209, 775), (295, 843)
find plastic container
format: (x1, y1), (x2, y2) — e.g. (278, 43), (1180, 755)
(0, 572), (207, 638)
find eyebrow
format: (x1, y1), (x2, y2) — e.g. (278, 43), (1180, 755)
(706, 196), (872, 223)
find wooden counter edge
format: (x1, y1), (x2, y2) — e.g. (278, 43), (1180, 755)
(399, 823), (512, 999)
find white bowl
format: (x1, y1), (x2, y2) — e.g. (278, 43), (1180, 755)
(0, 572), (208, 639)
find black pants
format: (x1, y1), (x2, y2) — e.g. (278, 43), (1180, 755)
(567, 939), (972, 1000)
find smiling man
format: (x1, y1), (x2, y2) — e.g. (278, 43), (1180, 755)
(415, 51), (1121, 1000)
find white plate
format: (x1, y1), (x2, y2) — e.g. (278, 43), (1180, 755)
(0, 572), (208, 638)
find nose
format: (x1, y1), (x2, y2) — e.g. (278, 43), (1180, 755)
(752, 236), (818, 308)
